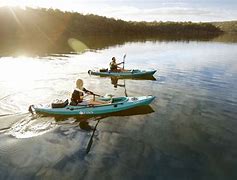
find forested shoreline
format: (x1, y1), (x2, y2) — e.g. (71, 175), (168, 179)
(212, 21), (237, 33)
(1, 7), (234, 56)
(0, 7), (223, 38)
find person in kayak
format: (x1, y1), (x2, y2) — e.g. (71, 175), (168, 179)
(70, 79), (110, 106)
(70, 79), (93, 106)
(109, 57), (124, 72)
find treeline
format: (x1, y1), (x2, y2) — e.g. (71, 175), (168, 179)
(0, 7), (224, 56)
(212, 21), (237, 33)
(0, 7), (222, 38)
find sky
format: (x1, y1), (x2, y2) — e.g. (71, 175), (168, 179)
(0, 0), (237, 22)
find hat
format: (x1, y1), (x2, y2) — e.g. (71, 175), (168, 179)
(76, 79), (83, 90)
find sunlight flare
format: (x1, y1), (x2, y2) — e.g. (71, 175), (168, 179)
(8, 7), (24, 30)
(68, 38), (88, 53)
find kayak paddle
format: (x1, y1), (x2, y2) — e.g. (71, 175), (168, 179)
(86, 116), (105, 154)
(123, 54), (126, 69)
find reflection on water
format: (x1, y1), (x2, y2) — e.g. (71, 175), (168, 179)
(110, 76), (156, 88)
(0, 39), (237, 179)
(1, 33), (237, 57)
(212, 33), (237, 43)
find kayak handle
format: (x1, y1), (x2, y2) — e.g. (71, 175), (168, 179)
(28, 105), (35, 114)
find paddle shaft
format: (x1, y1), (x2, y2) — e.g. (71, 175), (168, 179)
(123, 54), (126, 69)
(92, 93), (102, 97)
(86, 117), (103, 154)
(124, 79), (128, 97)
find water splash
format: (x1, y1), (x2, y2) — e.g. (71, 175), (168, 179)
(7, 115), (58, 139)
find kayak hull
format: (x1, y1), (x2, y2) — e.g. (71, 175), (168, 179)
(88, 69), (156, 78)
(33, 96), (155, 116)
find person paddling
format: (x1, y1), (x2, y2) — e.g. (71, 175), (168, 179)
(70, 79), (93, 106)
(70, 79), (110, 106)
(109, 57), (124, 72)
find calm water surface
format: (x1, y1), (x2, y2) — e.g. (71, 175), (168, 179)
(0, 40), (237, 180)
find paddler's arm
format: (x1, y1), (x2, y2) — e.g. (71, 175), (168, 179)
(83, 88), (94, 95)
(117, 62), (124, 65)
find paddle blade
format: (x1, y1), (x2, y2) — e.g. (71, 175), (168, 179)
(86, 138), (93, 154)
(123, 54), (126, 69)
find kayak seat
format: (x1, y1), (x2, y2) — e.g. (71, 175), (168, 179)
(100, 68), (108, 72)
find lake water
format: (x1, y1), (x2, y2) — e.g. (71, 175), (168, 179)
(0, 37), (237, 179)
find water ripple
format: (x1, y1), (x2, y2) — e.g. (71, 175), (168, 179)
(7, 116), (57, 139)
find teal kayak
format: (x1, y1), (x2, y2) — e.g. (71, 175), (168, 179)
(88, 69), (156, 78)
(31, 96), (155, 116)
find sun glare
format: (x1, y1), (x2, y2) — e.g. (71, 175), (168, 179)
(0, 0), (73, 10)
(1, 0), (26, 8)
(0, 57), (46, 91)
